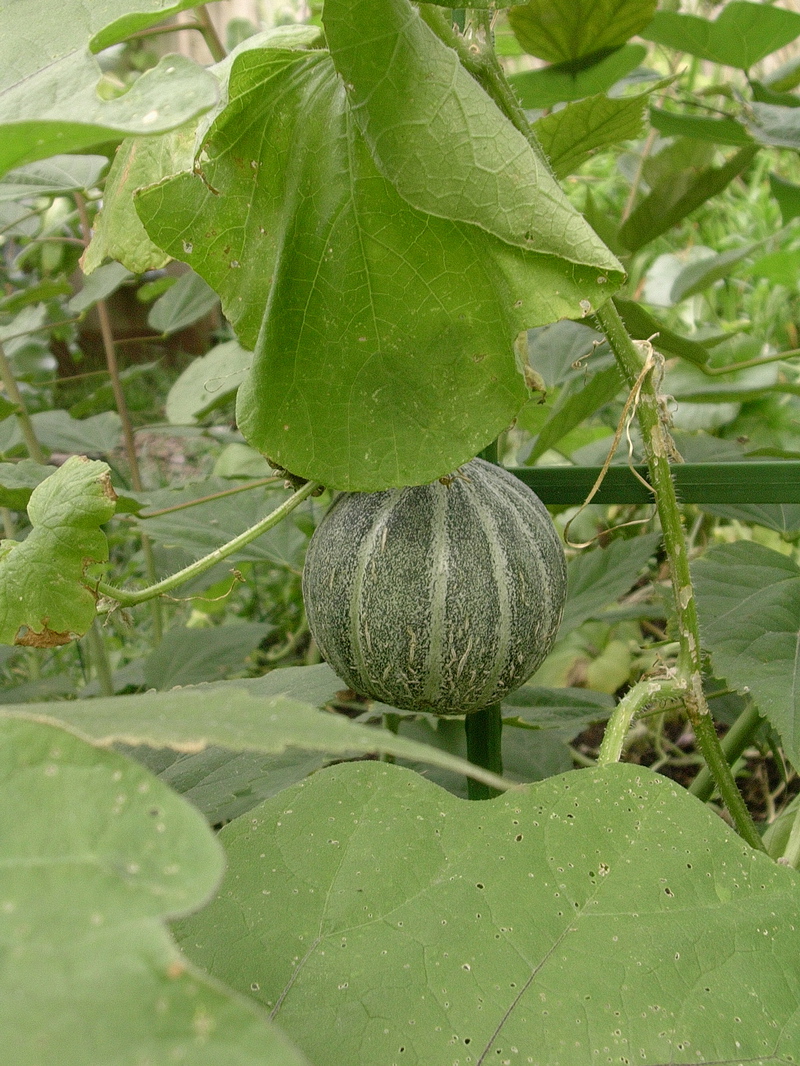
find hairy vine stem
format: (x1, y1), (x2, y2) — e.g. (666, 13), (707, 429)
(96, 479), (321, 608)
(594, 301), (763, 850)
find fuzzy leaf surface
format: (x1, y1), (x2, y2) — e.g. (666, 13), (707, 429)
(175, 759), (800, 1066)
(0, 717), (309, 1066)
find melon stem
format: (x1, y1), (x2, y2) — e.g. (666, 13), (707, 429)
(465, 703), (504, 800)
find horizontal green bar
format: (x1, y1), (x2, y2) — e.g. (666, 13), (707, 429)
(511, 462), (800, 505)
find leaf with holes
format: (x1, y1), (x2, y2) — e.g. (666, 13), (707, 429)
(175, 759), (800, 1066)
(0, 457), (116, 646)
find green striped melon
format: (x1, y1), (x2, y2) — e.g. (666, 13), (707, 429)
(302, 458), (566, 716)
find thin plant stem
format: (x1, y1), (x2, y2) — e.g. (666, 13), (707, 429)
(621, 126), (658, 224)
(689, 701), (764, 803)
(74, 193), (163, 642)
(0, 340), (47, 463)
(195, 5), (226, 62)
(598, 677), (678, 766)
(465, 703), (504, 800)
(84, 620), (115, 697)
(97, 479), (320, 607)
(1, 507), (15, 539)
(139, 476), (281, 518)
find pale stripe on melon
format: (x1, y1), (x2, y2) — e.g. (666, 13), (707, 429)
(302, 458), (567, 716)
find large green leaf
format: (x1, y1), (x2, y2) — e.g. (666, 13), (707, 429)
(693, 540), (800, 764)
(507, 0), (657, 67)
(0, 457), (116, 647)
(642, 2), (800, 70)
(0, 716), (310, 1066)
(137, 5), (621, 491)
(324, 0), (618, 268)
(6, 679), (510, 791)
(175, 759), (800, 1066)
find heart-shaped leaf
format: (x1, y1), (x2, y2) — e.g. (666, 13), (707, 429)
(137, 2), (622, 490)
(176, 759), (800, 1066)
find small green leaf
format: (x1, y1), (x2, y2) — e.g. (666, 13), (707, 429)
(83, 130), (196, 275)
(649, 107), (753, 147)
(769, 171), (800, 223)
(68, 261), (133, 313)
(560, 532), (662, 636)
(508, 0), (657, 66)
(642, 2), (800, 70)
(527, 364), (623, 463)
(0, 717), (310, 1065)
(0, 456), (116, 646)
(166, 340), (253, 425)
(694, 541), (800, 763)
(175, 759), (800, 1066)
(0, 155), (108, 202)
(147, 270), (219, 335)
(612, 298), (711, 365)
(750, 247), (800, 286)
(670, 243), (757, 303)
(534, 90), (649, 179)
(510, 44), (648, 109)
(0, 396), (19, 422)
(619, 145), (758, 252)
(0, 459), (54, 510)
(745, 101), (800, 149)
